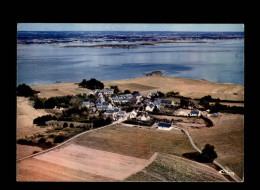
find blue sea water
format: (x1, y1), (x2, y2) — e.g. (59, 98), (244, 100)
(17, 33), (244, 85)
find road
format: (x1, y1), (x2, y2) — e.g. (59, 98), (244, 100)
(173, 126), (243, 182)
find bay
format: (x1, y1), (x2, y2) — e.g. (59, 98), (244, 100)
(17, 39), (244, 85)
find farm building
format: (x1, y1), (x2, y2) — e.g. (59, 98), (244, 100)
(145, 104), (155, 112)
(160, 99), (174, 105)
(103, 88), (114, 96)
(157, 122), (173, 131)
(189, 110), (201, 117)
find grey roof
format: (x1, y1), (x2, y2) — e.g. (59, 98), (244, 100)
(149, 104), (155, 108)
(190, 110), (199, 115)
(158, 123), (171, 128)
(161, 99), (172, 104)
(153, 100), (161, 106)
(101, 102), (109, 106)
(119, 111), (126, 114)
(105, 110), (114, 113)
(82, 101), (90, 105)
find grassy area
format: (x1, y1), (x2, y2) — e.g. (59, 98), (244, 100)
(125, 153), (228, 182)
(181, 113), (244, 179)
(72, 124), (196, 159)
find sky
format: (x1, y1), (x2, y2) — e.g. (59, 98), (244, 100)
(17, 23), (244, 32)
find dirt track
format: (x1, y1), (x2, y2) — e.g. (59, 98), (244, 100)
(17, 143), (157, 181)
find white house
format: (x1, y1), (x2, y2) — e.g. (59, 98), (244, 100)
(129, 109), (138, 119)
(147, 92), (158, 99)
(82, 101), (92, 108)
(189, 110), (201, 117)
(103, 88), (114, 96)
(145, 104), (155, 112)
(140, 114), (151, 121)
(157, 122), (173, 131)
(118, 111), (126, 118)
(134, 93), (142, 100)
(54, 106), (64, 111)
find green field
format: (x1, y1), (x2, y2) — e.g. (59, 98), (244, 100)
(72, 124), (195, 159)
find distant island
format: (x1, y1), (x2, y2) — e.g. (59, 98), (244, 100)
(145, 71), (163, 76)
(62, 42), (156, 49)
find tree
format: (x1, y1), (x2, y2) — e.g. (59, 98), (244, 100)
(132, 91), (139, 95)
(16, 83), (39, 97)
(38, 137), (46, 144)
(54, 135), (65, 143)
(180, 99), (189, 108)
(79, 78), (104, 90)
(110, 86), (120, 94)
(200, 144), (218, 162)
(63, 122), (68, 128)
(69, 123), (74, 128)
(124, 89), (131, 94)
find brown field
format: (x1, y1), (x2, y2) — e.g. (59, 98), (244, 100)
(30, 76), (244, 101)
(16, 96), (50, 140)
(16, 144), (43, 160)
(31, 82), (92, 98)
(72, 124), (196, 159)
(125, 152), (228, 182)
(17, 143), (157, 181)
(179, 113), (244, 179)
(17, 96), (52, 159)
(103, 76), (244, 101)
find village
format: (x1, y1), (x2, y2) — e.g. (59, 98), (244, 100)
(51, 86), (218, 131)
(16, 79), (244, 182)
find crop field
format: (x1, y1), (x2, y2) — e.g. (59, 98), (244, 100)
(17, 124), (198, 181)
(17, 143), (157, 181)
(125, 153), (228, 182)
(179, 113), (244, 179)
(72, 124), (196, 159)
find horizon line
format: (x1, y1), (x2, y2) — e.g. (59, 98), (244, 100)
(18, 30), (244, 32)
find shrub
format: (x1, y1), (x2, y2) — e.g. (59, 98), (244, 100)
(38, 137), (46, 144)
(54, 135), (65, 143)
(124, 89), (131, 94)
(33, 115), (57, 126)
(44, 141), (52, 147)
(63, 122), (68, 128)
(200, 115), (214, 127)
(200, 144), (218, 162)
(16, 83), (39, 97)
(69, 123), (74, 128)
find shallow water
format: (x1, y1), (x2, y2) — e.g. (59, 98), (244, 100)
(17, 40), (244, 85)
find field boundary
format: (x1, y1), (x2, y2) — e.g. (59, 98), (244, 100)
(173, 126), (243, 182)
(17, 119), (126, 162)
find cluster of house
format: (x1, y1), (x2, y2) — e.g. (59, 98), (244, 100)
(144, 98), (174, 112)
(52, 87), (213, 131)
